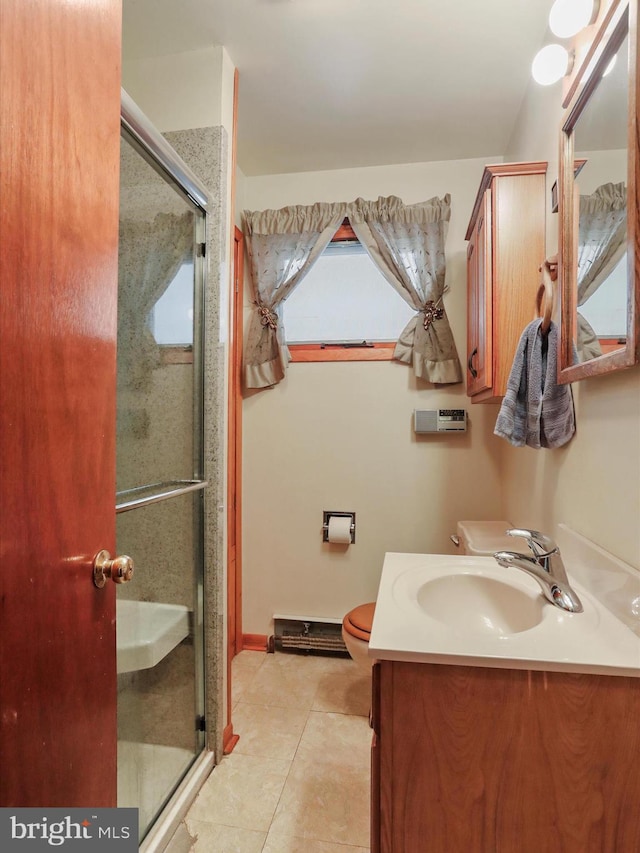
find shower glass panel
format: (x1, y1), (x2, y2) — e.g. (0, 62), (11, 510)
(116, 130), (206, 842)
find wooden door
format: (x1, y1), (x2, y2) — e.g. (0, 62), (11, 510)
(0, 0), (122, 806)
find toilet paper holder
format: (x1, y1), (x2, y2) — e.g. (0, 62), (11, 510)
(322, 511), (356, 544)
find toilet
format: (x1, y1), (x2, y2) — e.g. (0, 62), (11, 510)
(342, 521), (514, 669)
(342, 601), (376, 671)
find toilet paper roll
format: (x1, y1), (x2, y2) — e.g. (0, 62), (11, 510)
(327, 515), (352, 544)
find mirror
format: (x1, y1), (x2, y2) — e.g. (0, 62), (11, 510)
(558, 0), (639, 382)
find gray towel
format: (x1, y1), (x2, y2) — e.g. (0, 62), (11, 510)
(494, 319), (575, 449)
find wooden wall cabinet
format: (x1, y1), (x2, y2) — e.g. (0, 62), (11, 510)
(465, 163), (547, 402)
(370, 660), (640, 853)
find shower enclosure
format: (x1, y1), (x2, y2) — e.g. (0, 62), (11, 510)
(115, 93), (210, 842)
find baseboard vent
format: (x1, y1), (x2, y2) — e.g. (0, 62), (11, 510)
(273, 616), (349, 657)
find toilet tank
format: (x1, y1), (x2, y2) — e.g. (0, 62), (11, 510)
(456, 520), (514, 555)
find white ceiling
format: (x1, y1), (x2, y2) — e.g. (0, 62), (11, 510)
(122, 0), (553, 176)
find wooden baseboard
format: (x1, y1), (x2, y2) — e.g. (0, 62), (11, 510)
(242, 633), (268, 652)
(222, 723), (239, 755)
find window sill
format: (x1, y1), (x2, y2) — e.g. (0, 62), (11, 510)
(288, 343), (396, 363)
(159, 346), (193, 365)
(598, 338), (626, 356)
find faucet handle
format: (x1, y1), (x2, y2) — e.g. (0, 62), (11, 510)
(506, 528), (557, 557)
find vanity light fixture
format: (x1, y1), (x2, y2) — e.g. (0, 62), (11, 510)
(532, 0), (599, 85)
(549, 0), (599, 39)
(532, 43), (573, 85)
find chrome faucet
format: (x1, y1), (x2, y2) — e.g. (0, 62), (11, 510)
(494, 528), (583, 613)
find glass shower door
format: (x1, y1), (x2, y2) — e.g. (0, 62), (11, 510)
(115, 128), (207, 841)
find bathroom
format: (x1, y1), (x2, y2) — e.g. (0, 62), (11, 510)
(1, 0), (638, 851)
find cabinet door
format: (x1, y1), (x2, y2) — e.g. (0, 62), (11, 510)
(466, 189), (493, 395)
(370, 662), (381, 853)
(380, 662), (640, 853)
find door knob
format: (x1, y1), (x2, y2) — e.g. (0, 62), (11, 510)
(93, 550), (134, 588)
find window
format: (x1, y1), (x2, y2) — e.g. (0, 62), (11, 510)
(579, 251), (627, 337)
(150, 260), (195, 364)
(284, 224), (414, 362)
(151, 260), (194, 346)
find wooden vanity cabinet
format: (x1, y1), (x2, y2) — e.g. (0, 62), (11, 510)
(370, 660), (640, 853)
(465, 162), (547, 402)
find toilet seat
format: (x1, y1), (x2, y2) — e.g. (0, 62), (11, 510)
(343, 602), (376, 642)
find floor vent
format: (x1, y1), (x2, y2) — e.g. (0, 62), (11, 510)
(273, 616), (349, 657)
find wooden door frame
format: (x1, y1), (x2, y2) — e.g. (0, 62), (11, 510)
(224, 69), (242, 754)
(227, 227), (244, 658)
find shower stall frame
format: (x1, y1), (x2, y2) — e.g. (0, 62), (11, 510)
(119, 89), (218, 853)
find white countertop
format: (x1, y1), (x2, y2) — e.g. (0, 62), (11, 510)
(368, 551), (640, 677)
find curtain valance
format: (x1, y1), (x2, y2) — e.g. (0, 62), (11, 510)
(347, 194), (452, 225)
(243, 195), (452, 234)
(243, 201), (348, 236)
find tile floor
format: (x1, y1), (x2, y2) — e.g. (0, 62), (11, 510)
(168, 650), (372, 853)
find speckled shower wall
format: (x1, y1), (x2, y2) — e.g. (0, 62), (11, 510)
(116, 127), (228, 761)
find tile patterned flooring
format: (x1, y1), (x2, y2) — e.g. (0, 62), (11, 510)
(170, 650), (372, 853)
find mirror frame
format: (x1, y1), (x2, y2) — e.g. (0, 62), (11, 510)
(558, 0), (639, 383)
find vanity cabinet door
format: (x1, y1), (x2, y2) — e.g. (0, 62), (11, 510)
(376, 660), (640, 853)
(370, 661), (381, 853)
(465, 162), (547, 403)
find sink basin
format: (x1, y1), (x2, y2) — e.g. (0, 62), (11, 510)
(370, 551), (640, 677)
(417, 574), (544, 635)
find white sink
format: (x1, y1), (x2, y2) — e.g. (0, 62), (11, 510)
(369, 552), (640, 677)
(416, 574), (544, 635)
(116, 600), (191, 674)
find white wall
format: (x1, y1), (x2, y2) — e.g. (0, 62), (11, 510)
(242, 157), (507, 635)
(123, 47), (225, 133)
(576, 148), (627, 192)
(503, 80), (640, 569)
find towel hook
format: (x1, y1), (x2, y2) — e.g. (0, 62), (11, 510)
(536, 254), (557, 335)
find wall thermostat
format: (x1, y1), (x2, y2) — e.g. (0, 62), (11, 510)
(414, 409), (467, 434)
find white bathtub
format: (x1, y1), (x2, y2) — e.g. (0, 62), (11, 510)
(116, 599), (191, 674)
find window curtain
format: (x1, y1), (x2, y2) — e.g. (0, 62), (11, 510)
(349, 195), (463, 384)
(576, 181), (627, 361)
(243, 203), (345, 389)
(117, 211), (194, 390)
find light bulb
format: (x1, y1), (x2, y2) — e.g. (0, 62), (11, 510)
(549, 0), (598, 39)
(532, 44), (571, 85)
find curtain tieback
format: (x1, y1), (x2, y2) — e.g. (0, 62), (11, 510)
(421, 300), (444, 331)
(256, 303), (278, 331)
